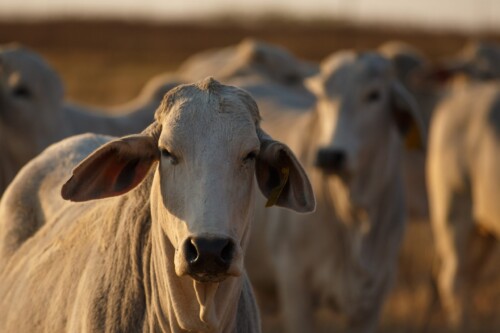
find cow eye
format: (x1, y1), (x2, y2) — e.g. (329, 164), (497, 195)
(12, 85), (31, 99)
(243, 151), (258, 163)
(160, 148), (178, 165)
(365, 90), (381, 103)
(283, 73), (301, 85)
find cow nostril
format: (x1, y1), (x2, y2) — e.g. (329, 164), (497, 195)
(332, 152), (345, 166)
(184, 237), (235, 281)
(220, 240), (234, 263)
(185, 239), (199, 263)
(315, 148), (346, 172)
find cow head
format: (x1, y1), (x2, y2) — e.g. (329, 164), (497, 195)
(0, 44), (64, 193)
(61, 78), (315, 285)
(305, 51), (425, 182)
(0, 45), (64, 133)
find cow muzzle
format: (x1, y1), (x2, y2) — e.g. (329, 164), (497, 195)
(314, 147), (347, 174)
(180, 236), (237, 283)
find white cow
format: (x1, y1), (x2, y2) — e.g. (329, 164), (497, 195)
(178, 38), (318, 87)
(427, 81), (500, 329)
(0, 43), (180, 195)
(0, 78), (315, 333)
(380, 41), (500, 328)
(246, 51), (425, 333)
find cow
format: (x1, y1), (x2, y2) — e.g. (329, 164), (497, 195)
(0, 43), (179, 195)
(0, 78), (315, 333)
(427, 81), (500, 329)
(246, 51), (425, 333)
(177, 38), (318, 88)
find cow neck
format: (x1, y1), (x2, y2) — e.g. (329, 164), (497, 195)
(301, 106), (403, 222)
(0, 126), (40, 194)
(314, 143), (403, 222)
(307, 131), (406, 278)
(300, 107), (405, 249)
(145, 192), (242, 332)
(88, 171), (154, 332)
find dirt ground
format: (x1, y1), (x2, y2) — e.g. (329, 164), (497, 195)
(1, 19), (500, 332)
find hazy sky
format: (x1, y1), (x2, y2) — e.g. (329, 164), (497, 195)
(1, 0), (499, 32)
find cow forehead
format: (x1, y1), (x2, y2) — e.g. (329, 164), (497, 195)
(1, 48), (52, 76)
(157, 79), (260, 151)
(156, 78), (260, 121)
(321, 53), (393, 94)
(0, 48), (62, 94)
(0, 48), (60, 84)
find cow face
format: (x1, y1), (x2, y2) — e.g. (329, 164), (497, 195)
(0, 45), (64, 153)
(151, 79), (262, 282)
(306, 52), (424, 181)
(151, 79), (315, 283)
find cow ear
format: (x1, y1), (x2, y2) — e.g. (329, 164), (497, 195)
(61, 134), (159, 202)
(304, 75), (324, 97)
(391, 81), (426, 150)
(255, 129), (315, 213)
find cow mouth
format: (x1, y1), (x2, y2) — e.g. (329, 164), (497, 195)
(316, 165), (345, 175)
(187, 260), (242, 283)
(316, 165), (352, 181)
(189, 271), (230, 283)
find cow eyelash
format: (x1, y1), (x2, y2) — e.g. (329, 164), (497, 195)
(243, 151), (258, 163)
(160, 148), (178, 165)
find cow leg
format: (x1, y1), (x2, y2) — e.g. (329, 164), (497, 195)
(274, 251), (316, 333)
(467, 226), (496, 286)
(430, 188), (473, 330)
(346, 276), (390, 333)
(347, 304), (382, 333)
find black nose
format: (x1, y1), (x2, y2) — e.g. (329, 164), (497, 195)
(183, 237), (235, 282)
(314, 148), (346, 173)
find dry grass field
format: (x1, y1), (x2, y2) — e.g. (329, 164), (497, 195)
(1, 19), (500, 332)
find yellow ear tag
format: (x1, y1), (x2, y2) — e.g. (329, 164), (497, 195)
(265, 167), (290, 207)
(405, 124), (423, 150)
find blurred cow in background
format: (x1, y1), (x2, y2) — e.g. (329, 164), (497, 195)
(377, 40), (500, 222)
(427, 80), (500, 329)
(178, 38), (318, 88)
(0, 43), (180, 196)
(380, 40), (500, 329)
(245, 50), (425, 333)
